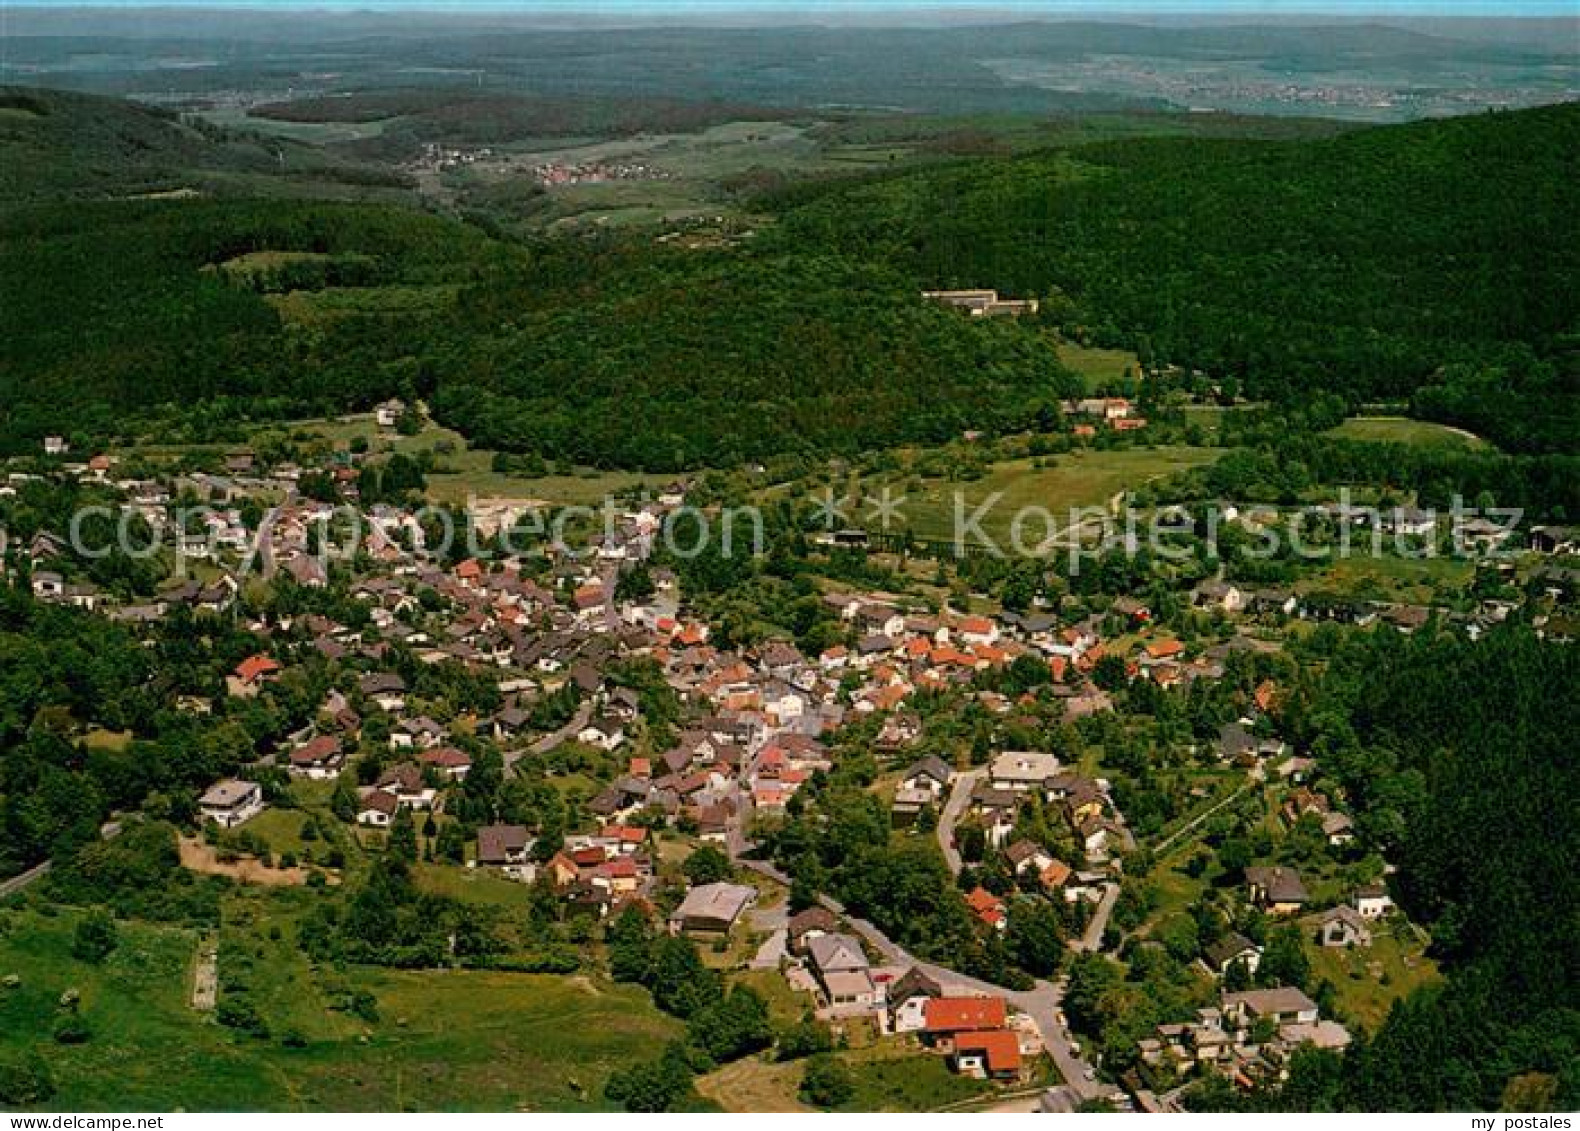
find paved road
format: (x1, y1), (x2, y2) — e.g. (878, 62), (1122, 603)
(734, 856), (1106, 1099)
(508, 701), (593, 769)
(0, 860), (51, 900)
(0, 819), (123, 900)
(1076, 882), (1122, 952)
(936, 767), (986, 876)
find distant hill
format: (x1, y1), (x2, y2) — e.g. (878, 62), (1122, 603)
(0, 86), (411, 205)
(774, 102), (1580, 453)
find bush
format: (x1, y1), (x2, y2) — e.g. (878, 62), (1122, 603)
(0, 1047), (55, 1105)
(799, 1053), (855, 1109)
(71, 909), (119, 964)
(53, 1016), (92, 1044)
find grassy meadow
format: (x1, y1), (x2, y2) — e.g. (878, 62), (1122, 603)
(0, 904), (681, 1111)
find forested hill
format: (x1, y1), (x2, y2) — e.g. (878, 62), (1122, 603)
(773, 102), (1580, 453)
(0, 86), (408, 204)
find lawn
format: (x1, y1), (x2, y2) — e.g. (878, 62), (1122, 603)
(1054, 343), (1140, 390)
(1308, 922), (1440, 1033)
(885, 445), (1220, 543)
(0, 905), (682, 1111)
(1300, 554), (1473, 604)
(840, 1045), (993, 1111)
(695, 1045), (991, 1113)
(1327, 416), (1489, 451)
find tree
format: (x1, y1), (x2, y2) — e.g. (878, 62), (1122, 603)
(777, 1017), (834, 1061)
(687, 985), (773, 1064)
(1006, 899), (1066, 976)
(1259, 923), (1310, 991)
(799, 1054), (855, 1109)
(330, 779), (358, 823)
(71, 909), (119, 964)
(681, 843), (734, 887)
(388, 808), (418, 863)
(607, 904), (655, 984)
(604, 1042), (694, 1113)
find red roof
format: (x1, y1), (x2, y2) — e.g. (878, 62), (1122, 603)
(419, 747), (471, 768)
(955, 1029), (1022, 1073)
(1145, 638), (1185, 660)
(234, 655), (281, 684)
(291, 735), (341, 765)
(924, 996), (1008, 1034)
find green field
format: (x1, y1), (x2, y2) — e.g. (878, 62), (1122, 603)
(877, 445), (1219, 543)
(0, 906), (681, 1111)
(1054, 343), (1140, 390)
(1300, 554), (1474, 604)
(1327, 416), (1489, 451)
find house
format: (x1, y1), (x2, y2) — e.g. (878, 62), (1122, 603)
(227, 654), (282, 699)
(1379, 506), (1436, 538)
(1529, 525), (1580, 555)
(1246, 866), (1309, 914)
(1194, 580), (1245, 614)
(807, 932), (873, 1009)
(1316, 905), (1373, 949)
(788, 907), (839, 956)
(577, 717), (627, 751)
(667, 882), (756, 936)
(198, 779), (265, 828)
(377, 763), (437, 810)
(966, 887), (1007, 931)
(357, 789), (399, 827)
(888, 966), (945, 1033)
(476, 824), (534, 880)
(1005, 839), (1056, 879)
(418, 746), (472, 781)
(893, 755), (954, 823)
(988, 750), (1060, 792)
(375, 398), (406, 428)
(951, 1029), (1023, 1080)
(289, 735), (344, 779)
(43, 436), (68, 456)
(923, 996), (1009, 1052)
(1322, 811), (1356, 847)
(1353, 883), (1394, 919)
(1201, 932), (1262, 979)
(1222, 987), (1320, 1028)
(360, 672), (407, 713)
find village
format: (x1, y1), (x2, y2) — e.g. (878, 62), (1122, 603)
(3, 405), (1577, 1113)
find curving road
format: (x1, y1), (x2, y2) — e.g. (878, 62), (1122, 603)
(936, 767), (986, 875)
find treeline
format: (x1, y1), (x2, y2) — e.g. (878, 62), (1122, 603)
(773, 103), (1580, 454)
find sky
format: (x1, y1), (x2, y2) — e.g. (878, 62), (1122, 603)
(2, 0), (1575, 13)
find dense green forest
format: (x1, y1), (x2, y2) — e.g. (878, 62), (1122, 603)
(1188, 628), (1580, 1110)
(774, 103), (1580, 453)
(2, 91), (1576, 467)
(0, 195), (1081, 467)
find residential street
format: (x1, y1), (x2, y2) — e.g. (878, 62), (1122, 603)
(935, 766), (986, 875)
